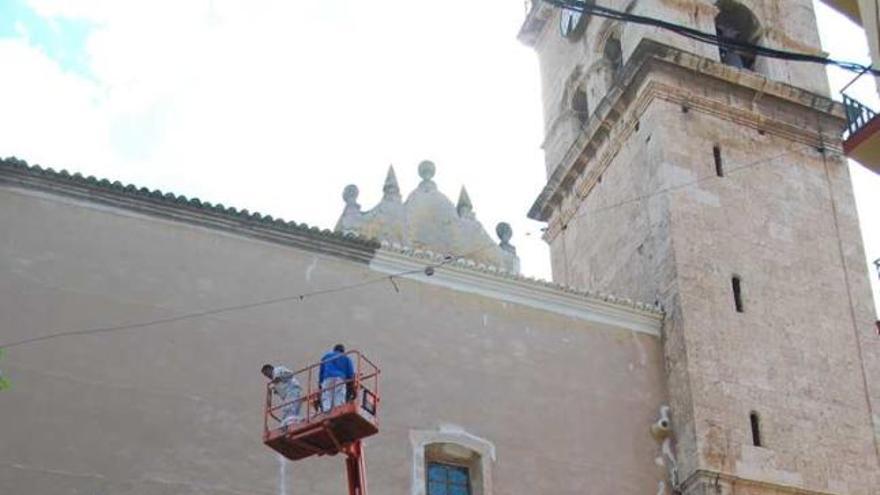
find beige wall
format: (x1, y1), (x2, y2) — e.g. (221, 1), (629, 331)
(0, 183), (667, 495)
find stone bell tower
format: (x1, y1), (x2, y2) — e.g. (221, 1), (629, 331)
(520, 1), (880, 494)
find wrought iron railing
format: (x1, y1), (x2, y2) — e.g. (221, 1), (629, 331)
(843, 94), (878, 139)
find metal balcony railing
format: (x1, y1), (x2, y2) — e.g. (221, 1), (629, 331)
(843, 94), (878, 140)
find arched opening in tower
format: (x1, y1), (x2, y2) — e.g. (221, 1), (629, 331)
(714, 0), (762, 71)
(603, 35), (623, 82)
(572, 87), (590, 126)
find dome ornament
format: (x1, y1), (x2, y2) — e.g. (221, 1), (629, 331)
(342, 185), (361, 211)
(418, 160), (435, 181)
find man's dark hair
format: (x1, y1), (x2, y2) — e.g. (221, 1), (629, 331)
(261, 364), (274, 376)
(333, 344), (345, 353)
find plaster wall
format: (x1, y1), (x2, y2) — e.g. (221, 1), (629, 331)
(0, 185), (667, 495)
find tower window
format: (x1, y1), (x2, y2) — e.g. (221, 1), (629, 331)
(427, 462), (471, 495)
(572, 87), (589, 126)
(604, 35), (623, 82)
(749, 412), (762, 447)
(713, 145), (724, 177)
(715, 0), (762, 71)
(732, 276), (744, 313)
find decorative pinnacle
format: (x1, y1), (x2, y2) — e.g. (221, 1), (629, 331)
(418, 160), (436, 182)
(496, 222), (513, 245)
(383, 165), (401, 201)
(457, 186), (474, 219)
(342, 184), (360, 209)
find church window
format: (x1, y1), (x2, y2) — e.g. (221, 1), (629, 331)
(714, 145), (724, 177)
(412, 429), (494, 495)
(427, 462), (471, 495)
(732, 276), (744, 313)
(715, 0), (762, 71)
(750, 411), (762, 447)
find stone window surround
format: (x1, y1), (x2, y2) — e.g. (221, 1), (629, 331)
(410, 426), (496, 495)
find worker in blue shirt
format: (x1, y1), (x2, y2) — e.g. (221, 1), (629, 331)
(319, 344), (354, 412)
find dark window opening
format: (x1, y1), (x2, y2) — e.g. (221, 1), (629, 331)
(715, 0), (762, 71)
(714, 145), (724, 177)
(750, 412), (762, 447)
(427, 462), (471, 495)
(572, 87), (590, 126)
(732, 276), (744, 313)
(604, 35), (623, 81)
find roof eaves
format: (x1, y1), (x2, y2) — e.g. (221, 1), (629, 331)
(0, 156), (381, 260)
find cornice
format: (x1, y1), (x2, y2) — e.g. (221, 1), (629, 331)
(528, 39), (847, 224)
(0, 157), (380, 263)
(370, 242), (664, 336)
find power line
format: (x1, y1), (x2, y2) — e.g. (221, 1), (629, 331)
(544, 0), (879, 76)
(0, 248), (487, 350)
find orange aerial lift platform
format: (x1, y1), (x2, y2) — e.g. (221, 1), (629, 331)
(264, 351), (380, 495)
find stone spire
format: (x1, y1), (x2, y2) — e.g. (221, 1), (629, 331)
(382, 165), (401, 202)
(457, 187), (475, 220)
(334, 160), (521, 273)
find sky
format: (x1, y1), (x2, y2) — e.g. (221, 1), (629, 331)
(0, 0), (877, 314)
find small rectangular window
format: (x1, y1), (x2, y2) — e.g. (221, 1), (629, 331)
(732, 276), (743, 313)
(427, 462), (471, 495)
(750, 412), (762, 447)
(714, 145), (724, 177)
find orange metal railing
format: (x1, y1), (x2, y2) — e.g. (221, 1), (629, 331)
(263, 350), (380, 438)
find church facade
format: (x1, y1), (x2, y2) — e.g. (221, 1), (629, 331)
(1, 1), (879, 494)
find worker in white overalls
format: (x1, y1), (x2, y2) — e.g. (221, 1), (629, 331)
(262, 363), (303, 427)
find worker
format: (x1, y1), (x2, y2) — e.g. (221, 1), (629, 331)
(262, 363), (302, 427)
(319, 344), (354, 412)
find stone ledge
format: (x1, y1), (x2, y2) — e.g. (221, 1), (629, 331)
(370, 245), (664, 335)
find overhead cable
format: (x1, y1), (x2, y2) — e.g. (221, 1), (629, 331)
(543, 0), (879, 76)
(0, 249), (481, 350)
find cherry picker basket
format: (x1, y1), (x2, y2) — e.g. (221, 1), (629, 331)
(263, 351), (380, 461)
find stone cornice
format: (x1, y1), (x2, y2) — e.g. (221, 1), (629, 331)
(0, 157), (380, 263)
(528, 39), (847, 225)
(370, 243), (664, 336)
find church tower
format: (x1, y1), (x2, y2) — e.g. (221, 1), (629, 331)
(520, 1), (880, 494)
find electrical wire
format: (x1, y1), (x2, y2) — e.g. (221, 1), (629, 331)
(0, 247), (489, 350)
(544, 0), (879, 76)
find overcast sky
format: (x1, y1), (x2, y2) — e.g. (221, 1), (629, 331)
(1, 0), (878, 313)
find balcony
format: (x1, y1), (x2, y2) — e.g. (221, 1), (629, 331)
(842, 94), (880, 174)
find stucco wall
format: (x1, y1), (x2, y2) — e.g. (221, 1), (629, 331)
(0, 184), (667, 495)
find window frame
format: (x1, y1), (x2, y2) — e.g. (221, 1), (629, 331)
(426, 461), (472, 495)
